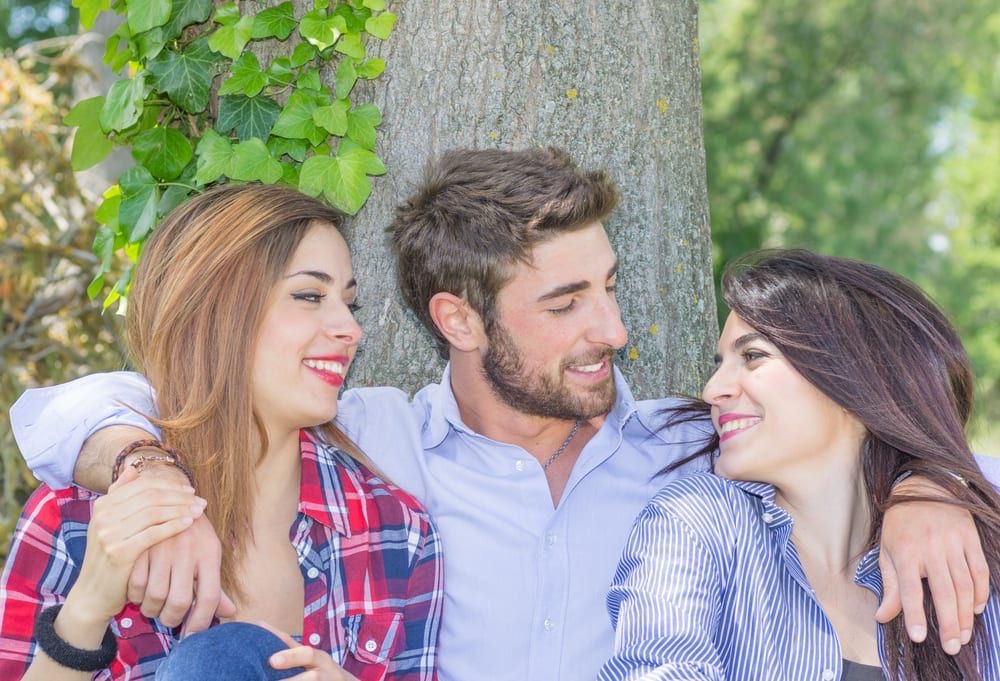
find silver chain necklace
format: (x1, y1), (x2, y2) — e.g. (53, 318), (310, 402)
(541, 420), (581, 470)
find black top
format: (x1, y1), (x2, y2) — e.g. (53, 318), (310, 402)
(842, 659), (883, 681)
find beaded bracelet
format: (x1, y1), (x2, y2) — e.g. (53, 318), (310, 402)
(110, 438), (195, 487)
(33, 604), (117, 671)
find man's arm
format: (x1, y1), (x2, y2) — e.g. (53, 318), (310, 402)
(11, 373), (233, 631)
(876, 457), (999, 654)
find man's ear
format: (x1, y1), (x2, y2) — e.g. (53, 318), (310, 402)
(428, 292), (486, 352)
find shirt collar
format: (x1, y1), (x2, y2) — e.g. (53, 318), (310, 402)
(420, 364), (639, 450)
(297, 429), (364, 537)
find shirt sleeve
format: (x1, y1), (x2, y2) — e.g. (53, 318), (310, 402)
(0, 486), (76, 677)
(598, 499), (728, 681)
(10, 372), (161, 488)
(387, 511), (444, 681)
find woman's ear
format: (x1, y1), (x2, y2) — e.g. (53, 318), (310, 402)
(428, 292), (486, 352)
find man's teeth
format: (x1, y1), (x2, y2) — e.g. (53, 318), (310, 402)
(304, 359), (343, 374)
(571, 361), (604, 373)
(719, 417), (760, 435)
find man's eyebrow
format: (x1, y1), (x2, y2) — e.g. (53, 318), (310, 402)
(536, 260), (620, 303)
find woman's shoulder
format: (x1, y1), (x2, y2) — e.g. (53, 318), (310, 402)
(313, 440), (432, 527)
(641, 473), (766, 546)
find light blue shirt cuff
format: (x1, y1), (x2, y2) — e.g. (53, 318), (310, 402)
(10, 372), (160, 489)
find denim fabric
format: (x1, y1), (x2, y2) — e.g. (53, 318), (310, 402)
(154, 622), (305, 680)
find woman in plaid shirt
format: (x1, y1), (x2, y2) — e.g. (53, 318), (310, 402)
(0, 184), (443, 680)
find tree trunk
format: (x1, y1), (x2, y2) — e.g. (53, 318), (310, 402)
(291, 0), (717, 398)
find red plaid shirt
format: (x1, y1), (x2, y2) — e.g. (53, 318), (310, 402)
(0, 430), (443, 680)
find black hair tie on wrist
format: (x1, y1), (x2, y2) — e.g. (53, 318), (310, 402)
(33, 605), (117, 672)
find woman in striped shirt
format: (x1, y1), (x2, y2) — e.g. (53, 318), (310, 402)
(600, 249), (1000, 681)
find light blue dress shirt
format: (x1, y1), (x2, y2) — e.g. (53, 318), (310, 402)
(598, 472), (1000, 681)
(10, 367), (710, 681)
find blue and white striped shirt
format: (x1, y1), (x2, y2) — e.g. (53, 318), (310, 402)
(598, 472), (1000, 681)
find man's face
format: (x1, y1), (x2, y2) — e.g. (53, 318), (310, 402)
(481, 222), (628, 420)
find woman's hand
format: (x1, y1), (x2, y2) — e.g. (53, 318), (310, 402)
(66, 465), (207, 623)
(263, 623), (360, 681)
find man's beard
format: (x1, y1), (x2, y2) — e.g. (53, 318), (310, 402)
(481, 322), (617, 420)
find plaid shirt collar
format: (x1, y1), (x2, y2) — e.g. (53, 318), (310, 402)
(297, 429), (367, 538)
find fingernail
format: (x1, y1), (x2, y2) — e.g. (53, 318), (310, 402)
(270, 653), (284, 666)
(182, 485), (195, 493)
(180, 516), (194, 526)
(945, 638), (961, 655)
(975, 602), (987, 615)
(961, 629), (972, 645)
(909, 625), (926, 641)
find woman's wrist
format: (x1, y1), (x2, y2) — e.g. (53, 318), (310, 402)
(56, 594), (116, 649)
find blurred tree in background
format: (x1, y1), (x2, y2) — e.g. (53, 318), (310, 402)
(0, 41), (125, 561)
(701, 0), (999, 449)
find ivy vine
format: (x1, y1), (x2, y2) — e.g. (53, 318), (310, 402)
(66, 0), (396, 308)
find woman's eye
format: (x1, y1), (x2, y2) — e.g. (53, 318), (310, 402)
(742, 350), (767, 363)
(292, 292), (326, 303)
(347, 301), (362, 313)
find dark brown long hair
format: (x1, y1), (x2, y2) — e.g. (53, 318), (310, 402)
(666, 248), (1000, 679)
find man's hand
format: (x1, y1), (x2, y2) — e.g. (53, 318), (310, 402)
(124, 464), (236, 633)
(877, 477), (990, 655)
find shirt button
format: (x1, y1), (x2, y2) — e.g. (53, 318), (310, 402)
(364, 639), (378, 653)
(546, 533), (557, 546)
(120, 617), (133, 629)
(514, 459), (526, 472)
(821, 670), (835, 681)
(307, 567), (320, 578)
(308, 633), (321, 646)
(543, 618), (554, 631)
(762, 512), (774, 523)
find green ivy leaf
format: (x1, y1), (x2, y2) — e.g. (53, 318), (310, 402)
(280, 161), (300, 186)
(345, 103), (381, 150)
(127, 0), (171, 34)
(162, 0), (212, 40)
(267, 136), (308, 162)
(299, 143), (381, 214)
(208, 14), (253, 60)
(217, 94), (282, 140)
(74, 0), (111, 30)
(100, 74), (147, 133)
(356, 58), (385, 79)
(229, 138), (283, 184)
(364, 11), (396, 40)
(339, 137), (385, 175)
(335, 32), (365, 59)
(362, 0), (385, 10)
(219, 52), (267, 97)
(213, 1), (239, 25)
(119, 166), (160, 243)
(334, 59), (357, 99)
(132, 127), (193, 180)
(312, 100), (349, 136)
(158, 162), (196, 214)
(297, 68), (322, 91)
(290, 42), (317, 68)
(195, 128), (234, 185)
(267, 57), (294, 84)
(271, 90), (327, 146)
(148, 38), (218, 114)
(134, 27), (168, 60)
(251, 1), (296, 40)
(300, 10), (346, 50)
(104, 25), (135, 73)
(333, 3), (366, 33)
(66, 97), (114, 171)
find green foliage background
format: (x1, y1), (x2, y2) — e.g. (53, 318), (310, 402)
(1, 0), (998, 560)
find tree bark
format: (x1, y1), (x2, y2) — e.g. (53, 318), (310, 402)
(287, 0), (717, 398)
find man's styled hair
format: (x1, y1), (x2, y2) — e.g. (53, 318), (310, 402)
(388, 147), (620, 357)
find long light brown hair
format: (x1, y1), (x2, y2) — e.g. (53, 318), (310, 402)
(125, 183), (372, 605)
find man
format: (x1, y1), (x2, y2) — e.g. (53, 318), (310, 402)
(11, 148), (993, 680)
